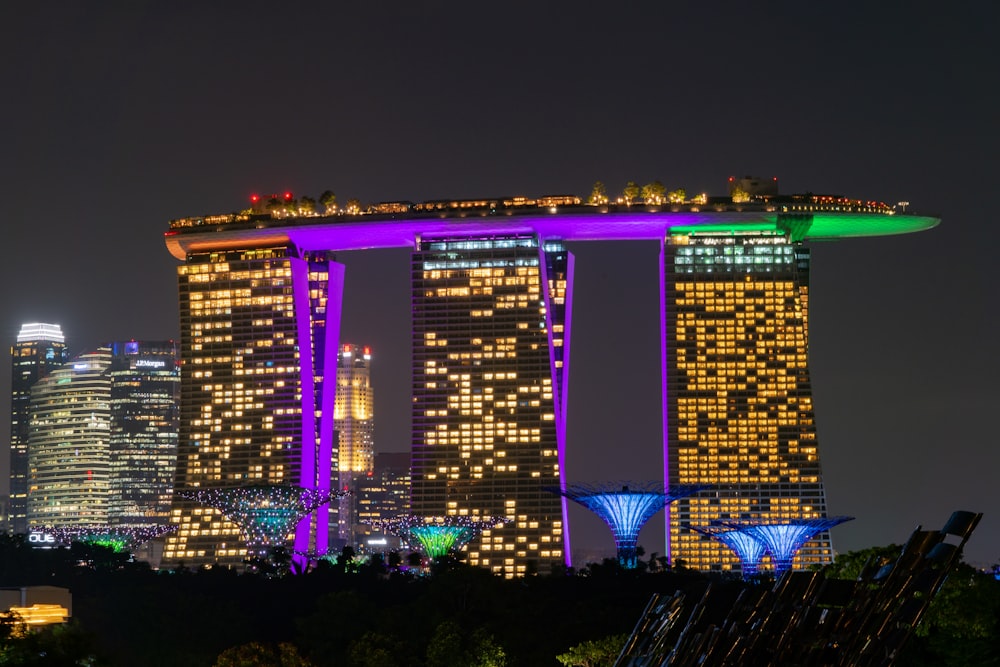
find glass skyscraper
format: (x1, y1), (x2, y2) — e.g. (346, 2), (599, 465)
(663, 230), (830, 572)
(9, 323), (68, 534)
(410, 235), (573, 577)
(107, 340), (180, 530)
(28, 348), (113, 528)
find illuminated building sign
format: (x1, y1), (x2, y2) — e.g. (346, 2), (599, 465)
(135, 359), (167, 369)
(27, 531), (60, 548)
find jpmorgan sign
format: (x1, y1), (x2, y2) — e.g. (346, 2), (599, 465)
(136, 359), (167, 369)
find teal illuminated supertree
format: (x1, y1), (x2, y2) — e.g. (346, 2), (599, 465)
(547, 482), (704, 568)
(181, 485), (344, 567)
(369, 515), (509, 560)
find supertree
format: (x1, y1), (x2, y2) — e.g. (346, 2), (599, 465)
(684, 522), (767, 577)
(44, 524), (176, 554)
(716, 516), (854, 578)
(180, 484), (344, 568)
(368, 515), (509, 560)
(546, 482), (704, 568)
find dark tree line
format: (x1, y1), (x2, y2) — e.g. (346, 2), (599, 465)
(0, 534), (998, 666)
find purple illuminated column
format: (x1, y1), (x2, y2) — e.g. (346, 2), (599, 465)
(316, 262), (345, 556)
(658, 237), (671, 563)
(291, 256), (345, 562)
(540, 242), (575, 567)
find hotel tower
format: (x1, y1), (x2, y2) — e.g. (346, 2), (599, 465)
(9, 323), (68, 534)
(410, 235), (572, 576)
(161, 248), (344, 569)
(663, 226), (828, 572)
(164, 186), (936, 574)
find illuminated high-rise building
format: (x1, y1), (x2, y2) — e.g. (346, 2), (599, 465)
(28, 348), (113, 528)
(9, 323), (68, 534)
(410, 235), (573, 577)
(107, 341), (180, 530)
(25, 342), (181, 542)
(333, 343), (374, 544)
(162, 247), (344, 570)
(664, 228), (830, 572)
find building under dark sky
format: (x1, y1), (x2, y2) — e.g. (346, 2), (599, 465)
(1, 2), (997, 565)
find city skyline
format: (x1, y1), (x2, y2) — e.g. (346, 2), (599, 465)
(1, 3), (996, 566)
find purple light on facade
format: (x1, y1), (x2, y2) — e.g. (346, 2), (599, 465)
(315, 261), (346, 557)
(539, 242), (575, 567)
(658, 238), (671, 564)
(167, 209), (936, 261)
(291, 256), (322, 565)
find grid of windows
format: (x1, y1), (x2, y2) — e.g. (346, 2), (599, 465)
(107, 341), (180, 530)
(410, 235), (570, 577)
(9, 327), (68, 533)
(28, 349), (113, 527)
(163, 247), (339, 569)
(665, 233), (832, 573)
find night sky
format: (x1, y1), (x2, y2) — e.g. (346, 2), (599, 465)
(2, 2), (997, 566)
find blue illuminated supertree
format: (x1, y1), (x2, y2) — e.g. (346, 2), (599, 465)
(181, 485), (344, 566)
(717, 516), (854, 578)
(368, 515), (509, 560)
(547, 482), (704, 568)
(684, 523), (767, 577)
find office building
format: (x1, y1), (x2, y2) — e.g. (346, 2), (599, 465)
(410, 235), (572, 577)
(161, 248), (344, 570)
(107, 341), (180, 530)
(9, 323), (68, 534)
(28, 348), (113, 528)
(333, 343), (375, 545)
(354, 452), (411, 551)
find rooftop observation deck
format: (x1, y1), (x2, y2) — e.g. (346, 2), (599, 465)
(164, 194), (939, 261)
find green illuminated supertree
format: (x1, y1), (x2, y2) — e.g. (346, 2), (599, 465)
(44, 524), (176, 554)
(368, 515), (509, 560)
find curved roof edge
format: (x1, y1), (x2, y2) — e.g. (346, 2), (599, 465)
(164, 211), (941, 261)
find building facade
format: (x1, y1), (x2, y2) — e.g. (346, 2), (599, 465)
(354, 451), (411, 552)
(107, 341), (180, 529)
(161, 247), (344, 570)
(333, 343), (375, 545)
(663, 228), (831, 572)
(9, 323), (68, 534)
(28, 348), (113, 528)
(410, 235), (573, 577)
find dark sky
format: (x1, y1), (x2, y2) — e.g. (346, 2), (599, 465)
(1, 2), (997, 565)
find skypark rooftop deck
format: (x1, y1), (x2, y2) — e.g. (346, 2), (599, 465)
(165, 196), (939, 260)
